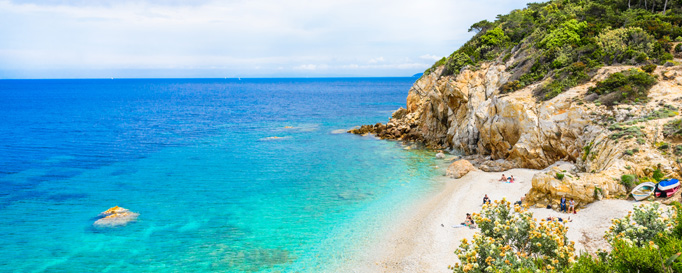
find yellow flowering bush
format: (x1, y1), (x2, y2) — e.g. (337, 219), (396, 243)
(605, 202), (675, 247)
(452, 198), (575, 273)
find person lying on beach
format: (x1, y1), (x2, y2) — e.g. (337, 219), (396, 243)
(464, 217), (476, 229)
(514, 194), (526, 206)
(546, 216), (572, 223)
(499, 174), (507, 181)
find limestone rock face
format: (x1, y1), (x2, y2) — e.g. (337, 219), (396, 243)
(446, 160), (477, 179)
(94, 206), (139, 227)
(349, 63), (592, 168)
(351, 63), (682, 206)
(526, 167), (626, 209)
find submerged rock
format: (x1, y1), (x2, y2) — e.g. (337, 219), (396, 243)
(94, 206), (139, 227)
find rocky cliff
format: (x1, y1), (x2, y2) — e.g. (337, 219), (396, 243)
(351, 63), (682, 208)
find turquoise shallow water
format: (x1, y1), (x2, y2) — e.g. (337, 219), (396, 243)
(0, 78), (444, 272)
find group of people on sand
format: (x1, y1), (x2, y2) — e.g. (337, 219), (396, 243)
(498, 174), (515, 183)
(560, 196), (576, 214)
(546, 216), (572, 223)
(450, 188), (576, 230)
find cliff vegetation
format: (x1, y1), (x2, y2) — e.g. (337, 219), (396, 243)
(425, 0), (680, 100)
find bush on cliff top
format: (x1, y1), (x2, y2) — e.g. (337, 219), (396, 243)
(427, 0), (679, 100)
(587, 68), (657, 106)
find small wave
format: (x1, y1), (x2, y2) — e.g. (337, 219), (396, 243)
(281, 124), (319, 132)
(259, 136), (292, 141)
(330, 129), (349, 134)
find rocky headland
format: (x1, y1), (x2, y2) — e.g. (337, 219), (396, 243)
(351, 61), (682, 209)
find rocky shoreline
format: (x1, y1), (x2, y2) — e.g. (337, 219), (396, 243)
(351, 63), (682, 210)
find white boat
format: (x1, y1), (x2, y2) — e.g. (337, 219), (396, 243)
(631, 182), (656, 201)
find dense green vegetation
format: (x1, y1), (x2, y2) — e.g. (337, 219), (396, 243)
(425, 0), (681, 100)
(587, 68), (657, 105)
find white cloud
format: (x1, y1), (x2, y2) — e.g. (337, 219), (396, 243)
(0, 0), (536, 78)
(368, 57), (385, 64)
(294, 64), (318, 70)
(420, 54), (443, 61)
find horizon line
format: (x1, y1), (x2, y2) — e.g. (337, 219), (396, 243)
(0, 75), (423, 80)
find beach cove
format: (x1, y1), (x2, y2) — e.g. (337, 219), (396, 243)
(340, 159), (637, 273)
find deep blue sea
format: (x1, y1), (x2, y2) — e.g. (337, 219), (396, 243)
(0, 78), (445, 272)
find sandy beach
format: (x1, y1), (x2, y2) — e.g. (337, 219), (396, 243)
(346, 161), (637, 273)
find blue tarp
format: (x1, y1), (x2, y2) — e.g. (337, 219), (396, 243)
(660, 179), (680, 188)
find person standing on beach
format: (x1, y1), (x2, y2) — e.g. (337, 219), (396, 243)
(560, 197), (567, 212)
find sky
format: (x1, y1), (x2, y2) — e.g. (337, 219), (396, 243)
(0, 0), (535, 78)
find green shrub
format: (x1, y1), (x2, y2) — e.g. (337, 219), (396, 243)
(610, 126), (645, 140)
(423, 57), (447, 76)
(641, 64), (657, 73)
(664, 119), (682, 138)
(606, 202), (674, 246)
(621, 174), (637, 190)
(588, 69), (657, 106)
(653, 168), (665, 182)
(443, 52), (472, 76)
(556, 173), (565, 180)
(540, 19), (587, 50)
(647, 106), (679, 120)
(596, 27), (655, 65)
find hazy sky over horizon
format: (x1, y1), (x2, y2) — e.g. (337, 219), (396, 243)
(1, 0), (534, 78)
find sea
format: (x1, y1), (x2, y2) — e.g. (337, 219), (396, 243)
(0, 78), (446, 272)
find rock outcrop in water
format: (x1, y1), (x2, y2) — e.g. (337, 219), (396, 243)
(351, 63), (682, 208)
(94, 206), (139, 227)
